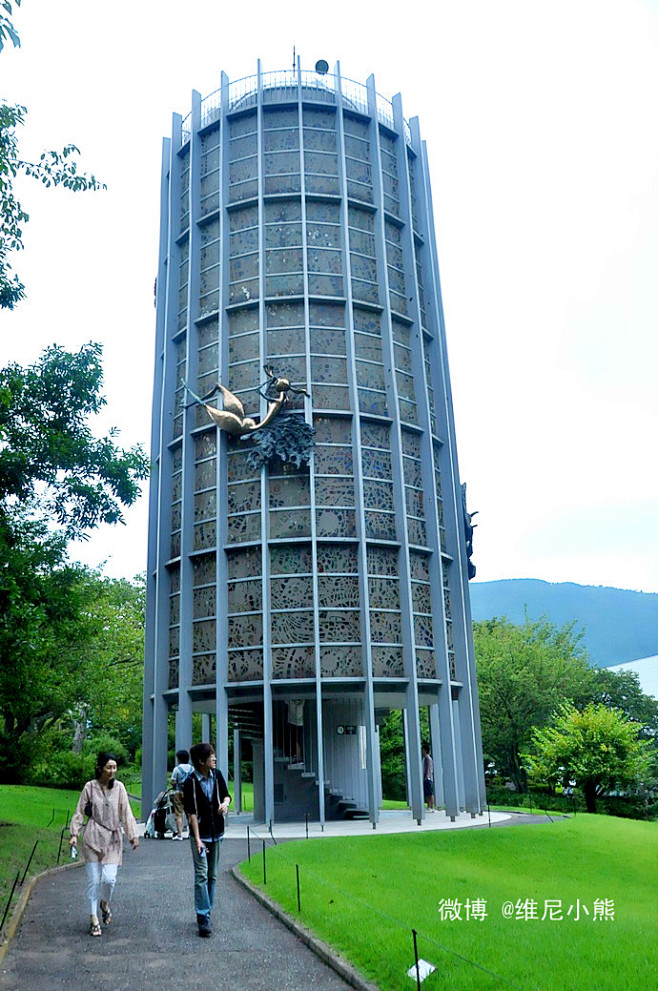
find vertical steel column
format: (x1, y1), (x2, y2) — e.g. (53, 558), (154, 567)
(215, 70), (232, 782)
(150, 114), (186, 808)
(367, 74), (424, 824)
(233, 727), (242, 811)
(419, 139), (484, 812)
(336, 64), (379, 826)
(298, 56), (327, 827)
(143, 135), (172, 814)
(177, 91), (202, 757)
(255, 61), (275, 826)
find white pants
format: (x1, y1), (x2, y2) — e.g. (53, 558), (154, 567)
(85, 862), (119, 917)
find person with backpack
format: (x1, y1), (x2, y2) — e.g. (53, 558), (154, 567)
(170, 749), (194, 839)
(182, 742), (231, 937)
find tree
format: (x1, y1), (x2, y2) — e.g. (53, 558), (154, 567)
(473, 616), (594, 791)
(586, 667), (658, 739)
(0, 343), (150, 538)
(527, 703), (651, 813)
(0, 511), (90, 779)
(1, 3), (105, 308)
(0, 510), (146, 782)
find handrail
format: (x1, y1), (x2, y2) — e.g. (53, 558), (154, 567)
(179, 71), (412, 147)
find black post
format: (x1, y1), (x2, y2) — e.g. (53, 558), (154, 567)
(305, 811), (308, 839)
(487, 804), (491, 828)
(57, 828), (68, 864)
(412, 928), (422, 991)
(46, 808), (55, 828)
(20, 841), (39, 885)
(247, 825), (251, 863)
(296, 864), (301, 913)
(262, 840), (266, 885)
(0, 871), (21, 933)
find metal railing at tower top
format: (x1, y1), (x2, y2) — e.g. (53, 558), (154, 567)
(180, 70), (412, 147)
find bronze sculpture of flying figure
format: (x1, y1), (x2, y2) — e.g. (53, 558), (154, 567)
(183, 365), (310, 436)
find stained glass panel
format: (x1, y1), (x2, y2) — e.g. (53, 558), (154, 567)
(316, 508), (357, 538)
(271, 610), (314, 643)
(416, 650), (437, 679)
(272, 646), (315, 679)
(370, 611), (402, 643)
(315, 476), (354, 506)
(192, 654), (216, 686)
(228, 613), (263, 647)
(368, 576), (400, 609)
(270, 544), (313, 574)
(365, 512), (396, 540)
(316, 544), (359, 574)
(320, 646), (362, 677)
(228, 306), (259, 335)
(362, 480), (394, 511)
(270, 575), (313, 610)
(317, 575), (360, 609)
(269, 509), (311, 538)
(414, 615), (434, 648)
(311, 386), (351, 411)
(193, 555), (216, 586)
(367, 546), (399, 576)
(193, 587), (215, 619)
(361, 448), (392, 479)
(226, 546), (262, 579)
(371, 646), (404, 677)
(227, 512), (261, 542)
(227, 579), (262, 613)
(227, 649), (263, 681)
(194, 522), (216, 551)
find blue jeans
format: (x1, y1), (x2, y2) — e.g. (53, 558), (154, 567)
(190, 837), (222, 918)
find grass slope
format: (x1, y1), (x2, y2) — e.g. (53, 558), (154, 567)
(240, 816), (657, 991)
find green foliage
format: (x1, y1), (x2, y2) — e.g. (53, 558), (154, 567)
(527, 703), (651, 813)
(474, 616), (594, 791)
(0, 99), (106, 309)
(0, 1), (21, 54)
(0, 343), (149, 537)
(0, 517), (145, 783)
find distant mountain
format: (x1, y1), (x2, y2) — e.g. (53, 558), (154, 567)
(469, 579), (658, 667)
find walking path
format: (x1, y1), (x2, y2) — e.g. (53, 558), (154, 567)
(0, 808), (558, 991)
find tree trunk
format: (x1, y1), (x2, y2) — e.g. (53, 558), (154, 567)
(583, 780), (598, 813)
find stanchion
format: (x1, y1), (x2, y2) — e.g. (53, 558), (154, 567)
(412, 928), (421, 991)
(296, 864), (301, 913)
(305, 811), (308, 839)
(487, 804), (491, 828)
(0, 871), (20, 934)
(247, 825), (251, 862)
(262, 840), (266, 885)
(20, 840), (39, 884)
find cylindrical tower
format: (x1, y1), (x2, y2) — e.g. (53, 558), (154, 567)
(143, 61), (485, 825)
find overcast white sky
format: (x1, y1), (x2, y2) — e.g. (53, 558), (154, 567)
(2, 0), (657, 593)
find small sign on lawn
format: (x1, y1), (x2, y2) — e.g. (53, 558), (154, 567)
(407, 959), (436, 983)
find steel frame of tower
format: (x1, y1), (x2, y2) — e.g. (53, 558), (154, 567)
(143, 60), (486, 825)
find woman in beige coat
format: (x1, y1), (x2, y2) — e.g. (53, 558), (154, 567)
(69, 752), (139, 936)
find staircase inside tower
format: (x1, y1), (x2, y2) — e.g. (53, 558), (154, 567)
(229, 701), (369, 822)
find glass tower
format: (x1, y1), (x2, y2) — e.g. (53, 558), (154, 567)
(143, 61), (485, 825)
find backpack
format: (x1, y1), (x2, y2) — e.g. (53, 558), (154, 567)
(171, 762), (193, 792)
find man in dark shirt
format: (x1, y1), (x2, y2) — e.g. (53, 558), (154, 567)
(182, 742), (231, 937)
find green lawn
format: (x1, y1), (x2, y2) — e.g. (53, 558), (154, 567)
(239, 815), (657, 991)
